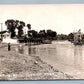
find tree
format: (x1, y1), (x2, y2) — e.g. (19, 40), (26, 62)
(5, 19), (16, 38)
(39, 30), (46, 38)
(17, 21), (25, 38)
(68, 33), (74, 41)
(46, 29), (57, 39)
(27, 24), (31, 30)
(5, 19), (25, 38)
(29, 30), (38, 38)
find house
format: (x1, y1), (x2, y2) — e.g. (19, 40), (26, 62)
(73, 29), (83, 45)
(0, 30), (7, 41)
(0, 31), (18, 43)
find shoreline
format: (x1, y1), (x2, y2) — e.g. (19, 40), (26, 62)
(0, 43), (73, 80)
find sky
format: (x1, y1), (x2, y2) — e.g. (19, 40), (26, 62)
(0, 4), (84, 34)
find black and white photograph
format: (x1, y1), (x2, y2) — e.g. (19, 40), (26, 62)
(0, 4), (84, 80)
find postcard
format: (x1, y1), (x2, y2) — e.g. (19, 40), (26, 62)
(0, 4), (83, 80)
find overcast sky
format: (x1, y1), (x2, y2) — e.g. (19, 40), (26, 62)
(0, 4), (84, 34)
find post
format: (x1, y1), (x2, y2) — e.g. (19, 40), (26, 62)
(8, 43), (11, 51)
(0, 23), (3, 41)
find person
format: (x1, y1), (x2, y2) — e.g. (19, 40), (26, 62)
(18, 44), (24, 54)
(8, 43), (11, 51)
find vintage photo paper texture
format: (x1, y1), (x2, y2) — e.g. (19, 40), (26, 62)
(0, 4), (84, 80)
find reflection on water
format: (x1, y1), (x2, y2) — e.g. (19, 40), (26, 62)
(74, 45), (84, 70)
(74, 46), (82, 66)
(24, 45), (36, 55)
(28, 46), (32, 55)
(23, 41), (84, 71)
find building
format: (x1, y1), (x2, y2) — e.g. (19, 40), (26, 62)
(73, 29), (83, 45)
(0, 31), (18, 43)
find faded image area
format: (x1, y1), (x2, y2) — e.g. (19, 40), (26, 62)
(0, 4), (84, 80)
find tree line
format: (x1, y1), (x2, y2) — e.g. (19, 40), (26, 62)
(5, 19), (76, 41)
(5, 19), (57, 40)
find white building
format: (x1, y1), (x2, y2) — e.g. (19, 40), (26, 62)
(2, 31), (18, 44)
(73, 29), (83, 44)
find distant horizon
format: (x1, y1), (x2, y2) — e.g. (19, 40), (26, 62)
(0, 4), (84, 35)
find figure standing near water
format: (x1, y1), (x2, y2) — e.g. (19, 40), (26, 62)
(8, 43), (11, 51)
(18, 44), (24, 54)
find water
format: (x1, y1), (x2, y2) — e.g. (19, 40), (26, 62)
(23, 40), (84, 78)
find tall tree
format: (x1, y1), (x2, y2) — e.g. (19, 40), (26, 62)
(5, 19), (16, 38)
(5, 19), (25, 38)
(27, 24), (32, 38)
(17, 21), (25, 38)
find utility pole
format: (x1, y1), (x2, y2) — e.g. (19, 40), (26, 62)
(0, 23), (2, 31)
(0, 23), (3, 41)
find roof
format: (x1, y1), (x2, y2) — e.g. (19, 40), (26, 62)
(0, 31), (7, 34)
